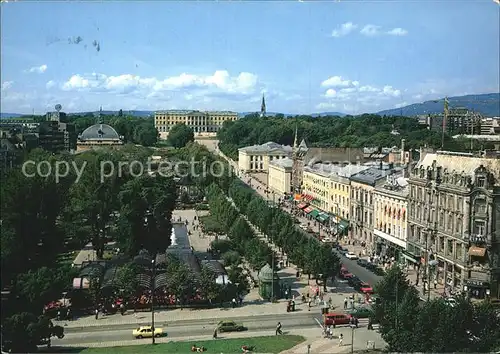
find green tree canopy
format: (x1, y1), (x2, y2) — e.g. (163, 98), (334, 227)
(168, 123), (195, 148)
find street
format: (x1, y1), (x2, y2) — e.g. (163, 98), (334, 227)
(53, 312), (318, 346)
(334, 251), (383, 286)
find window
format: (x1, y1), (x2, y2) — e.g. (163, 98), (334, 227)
(447, 214), (453, 231)
(476, 176), (486, 188)
(439, 211), (444, 227)
(473, 220), (486, 236)
(447, 240), (453, 256)
(474, 200), (487, 214)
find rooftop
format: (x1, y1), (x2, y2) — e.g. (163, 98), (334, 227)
(239, 141), (293, 154)
(270, 157), (293, 169)
(304, 163), (370, 179)
(78, 123), (121, 141)
(375, 175), (409, 198)
(416, 151), (500, 181)
(350, 167), (396, 186)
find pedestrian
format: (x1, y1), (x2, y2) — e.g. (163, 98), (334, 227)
(339, 333), (343, 346)
(232, 298), (237, 308)
(276, 322), (283, 335)
(344, 297), (348, 309)
(308, 299), (312, 311)
(434, 279), (438, 289)
(213, 328), (218, 339)
(94, 308), (99, 320)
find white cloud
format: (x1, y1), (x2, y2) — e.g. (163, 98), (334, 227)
(46, 80), (56, 89)
(382, 85), (401, 98)
(331, 22), (358, 37)
(1, 81), (13, 91)
(316, 102), (337, 110)
(360, 25), (381, 37)
(387, 28), (408, 36)
(321, 76), (353, 88)
(61, 70), (259, 95)
(359, 85), (379, 93)
(324, 89), (337, 98)
(318, 76), (404, 112)
(27, 64), (48, 74)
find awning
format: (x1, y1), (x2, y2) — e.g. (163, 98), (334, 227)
(302, 194), (314, 202)
(317, 213), (330, 222)
(310, 209), (320, 218)
(297, 202), (308, 209)
(401, 251), (419, 264)
(338, 220), (349, 230)
(304, 207), (313, 214)
(468, 246), (486, 257)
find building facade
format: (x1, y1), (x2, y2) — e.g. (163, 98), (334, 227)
(268, 157), (293, 195)
(374, 175), (409, 261)
(155, 110), (238, 139)
(407, 151), (500, 299)
(350, 167), (397, 244)
(238, 142), (293, 173)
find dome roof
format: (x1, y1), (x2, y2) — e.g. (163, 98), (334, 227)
(258, 263), (279, 281)
(79, 123), (120, 141)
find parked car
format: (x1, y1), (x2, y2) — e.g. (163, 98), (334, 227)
(340, 271), (354, 279)
(133, 326), (164, 339)
(345, 252), (358, 260)
(356, 259), (369, 267)
(346, 307), (373, 319)
(217, 320), (247, 332)
(347, 275), (361, 287)
(359, 283), (374, 294)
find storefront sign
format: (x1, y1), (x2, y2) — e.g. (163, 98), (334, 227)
(466, 280), (489, 288)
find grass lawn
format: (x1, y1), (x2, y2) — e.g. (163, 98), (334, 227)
(81, 335), (304, 354)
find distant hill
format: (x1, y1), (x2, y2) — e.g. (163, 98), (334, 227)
(0, 113), (25, 118)
(310, 112), (347, 117)
(2, 93), (498, 119)
(377, 93), (500, 117)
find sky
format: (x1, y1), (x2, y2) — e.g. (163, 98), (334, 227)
(1, 0), (499, 115)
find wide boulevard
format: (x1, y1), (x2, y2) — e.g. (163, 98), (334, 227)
(52, 312), (319, 346)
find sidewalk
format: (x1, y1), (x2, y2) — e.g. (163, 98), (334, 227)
(54, 301), (311, 329)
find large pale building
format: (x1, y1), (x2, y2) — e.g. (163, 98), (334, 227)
(374, 174), (409, 261)
(301, 163), (369, 231)
(350, 166), (398, 244)
(268, 157), (293, 195)
(155, 110), (238, 139)
(407, 151), (500, 299)
(238, 142), (293, 173)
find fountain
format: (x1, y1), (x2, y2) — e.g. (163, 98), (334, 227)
(170, 227), (177, 246)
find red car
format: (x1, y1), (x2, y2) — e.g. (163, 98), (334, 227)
(324, 312), (351, 326)
(360, 283), (374, 294)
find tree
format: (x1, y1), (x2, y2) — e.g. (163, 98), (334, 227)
(198, 265), (222, 305)
(372, 265), (410, 324)
(14, 265), (76, 313)
(116, 263), (139, 299)
(168, 123), (194, 149)
(118, 109), (123, 117)
(1, 312), (64, 353)
(117, 175), (177, 256)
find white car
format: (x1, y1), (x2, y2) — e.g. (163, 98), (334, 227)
(345, 252), (358, 260)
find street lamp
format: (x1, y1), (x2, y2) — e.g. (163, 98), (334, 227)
(151, 258), (156, 345)
(350, 324), (356, 353)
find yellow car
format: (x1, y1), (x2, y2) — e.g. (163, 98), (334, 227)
(132, 326), (164, 339)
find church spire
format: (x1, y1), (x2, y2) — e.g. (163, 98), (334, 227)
(260, 94), (266, 117)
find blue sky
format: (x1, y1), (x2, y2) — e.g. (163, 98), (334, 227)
(1, 0), (499, 115)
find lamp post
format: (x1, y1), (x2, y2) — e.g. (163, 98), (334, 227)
(351, 325), (355, 353)
(151, 258), (156, 345)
